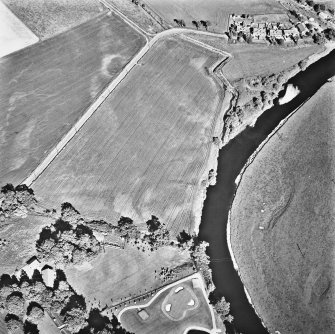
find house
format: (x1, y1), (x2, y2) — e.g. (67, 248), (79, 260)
(15, 256), (41, 279)
(41, 265), (56, 288)
(296, 22), (308, 34)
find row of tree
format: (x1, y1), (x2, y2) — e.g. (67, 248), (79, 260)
(174, 18), (211, 30)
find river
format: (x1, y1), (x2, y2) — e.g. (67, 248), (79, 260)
(198, 48), (335, 334)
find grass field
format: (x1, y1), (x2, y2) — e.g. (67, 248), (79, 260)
(65, 244), (192, 308)
(0, 12), (145, 187)
(0, 214), (53, 276)
(183, 34), (322, 81)
(3, 0), (104, 40)
(143, 0), (286, 33)
(229, 81), (335, 334)
(120, 279), (213, 334)
(0, 1), (38, 58)
(33, 36), (226, 235)
(222, 44), (322, 82)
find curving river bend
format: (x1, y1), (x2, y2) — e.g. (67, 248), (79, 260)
(198, 49), (335, 334)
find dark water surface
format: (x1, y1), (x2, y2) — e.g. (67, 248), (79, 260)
(198, 49), (335, 334)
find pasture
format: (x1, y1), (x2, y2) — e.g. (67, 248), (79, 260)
(229, 81), (335, 334)
(64, 244), (192, 308)
(33, 36), (226, 235)
(222, 44), (322, 82)
(0, 12), (145, 187)
(3, 0), (104, 39)
(143, 0), (286, 33)
(0, 1), (38, 58)
(120, 278), (213, 334)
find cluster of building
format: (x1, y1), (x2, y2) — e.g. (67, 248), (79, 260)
(228, 14), (310, 44)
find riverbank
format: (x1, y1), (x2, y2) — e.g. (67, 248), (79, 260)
(193, 91), (233, 235)
(222, 41), (335, 145)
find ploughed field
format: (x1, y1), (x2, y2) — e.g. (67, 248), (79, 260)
(143, 0), (285, 33)
(229, 81), (335, 334)
(3, 0), (104, 39)
(33, 37), (225, 235)
(0, 12), (145, 186)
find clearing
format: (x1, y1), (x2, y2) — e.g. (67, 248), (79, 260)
(120, 276), (213, 334)
(0, 214), (53, 276)
(64, 244), (192, 309)
(0, 1), (38, 58)
(3, 0), (105, 40)
(143, 0), (286, 33)
(33, 36), (227, 235)
(0, 12), (145, 187)
(229, 81), (335, 334)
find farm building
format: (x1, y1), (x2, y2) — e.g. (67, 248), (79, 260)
(296, 22), (308, 34)
(283, 28), (299, 38)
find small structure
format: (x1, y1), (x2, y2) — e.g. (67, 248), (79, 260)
(138, 309), (149, 321)
(15, 256), (41, 279)
(41, 265), (56, 288)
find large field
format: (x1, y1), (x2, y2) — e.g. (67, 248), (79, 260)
(120, 277), (213, 334)
(143, 0), (286, 33)
(33, 37), (226, 235)
(65, 244), (192, 308)
(0, 12), (145, 187)
(229, 81), (335, 334)
(3, 0), (104, 40)
(0, 1), (38, 58)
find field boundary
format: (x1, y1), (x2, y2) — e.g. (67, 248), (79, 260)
(117, 272), (218, 334)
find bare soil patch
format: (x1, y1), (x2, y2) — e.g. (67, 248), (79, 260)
(3, 0), (104, 40)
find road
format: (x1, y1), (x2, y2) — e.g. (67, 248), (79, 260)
(22, 0), (234, 189)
